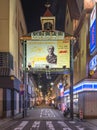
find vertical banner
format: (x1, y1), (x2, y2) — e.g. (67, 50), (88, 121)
(90, 3), (97, 55)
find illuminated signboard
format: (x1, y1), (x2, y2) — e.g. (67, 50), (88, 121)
(90, 4), (97, 55)
(64, 80), (97, 96)
(26, 40), (70, 69)
(84, 0), (95, 10)
(31, 30), (64, 40)
(89, 54), (97, 70)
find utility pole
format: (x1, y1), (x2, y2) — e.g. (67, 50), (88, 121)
(22, 41), (27, 118)
(70, 38), (74, 120)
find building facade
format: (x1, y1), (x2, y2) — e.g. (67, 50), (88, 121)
(0, 0), (27, 118)
(64, 0), (97, 118)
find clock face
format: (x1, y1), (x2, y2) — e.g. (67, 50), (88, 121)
(44, 22), (53, 30)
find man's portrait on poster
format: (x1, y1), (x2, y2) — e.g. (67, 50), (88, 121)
(46, 45), (57, 64)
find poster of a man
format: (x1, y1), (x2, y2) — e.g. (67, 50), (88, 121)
(46, 45), (57, 64)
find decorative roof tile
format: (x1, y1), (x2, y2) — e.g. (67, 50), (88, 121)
(43, 8), (53, 17)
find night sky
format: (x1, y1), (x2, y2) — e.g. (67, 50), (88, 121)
(21, 0), (67, 33)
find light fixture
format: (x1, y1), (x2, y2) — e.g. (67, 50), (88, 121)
(10, 75), (15, 80)
(39, 85), (42, 89)
(63, 65), (66, 69)
(50, 82), (54, 86)
(45, 65), (51, 79)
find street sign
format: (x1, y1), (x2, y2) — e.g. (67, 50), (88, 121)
(20, 84), (24, 95)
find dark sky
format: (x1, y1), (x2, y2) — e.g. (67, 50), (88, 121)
(21, 0), (67, 33)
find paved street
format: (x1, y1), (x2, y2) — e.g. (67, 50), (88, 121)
(0, 107), (97, 130)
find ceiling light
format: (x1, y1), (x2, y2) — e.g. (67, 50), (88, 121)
(51, 82), (54, 86)
(39, 85), (42, 88)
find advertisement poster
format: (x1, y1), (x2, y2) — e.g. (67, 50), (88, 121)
(26, 40), (70, 69)
(90, 4), (97, 55)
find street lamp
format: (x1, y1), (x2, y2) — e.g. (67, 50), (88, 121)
(64, 32), (76, 120)
(22, 40), (28, 118)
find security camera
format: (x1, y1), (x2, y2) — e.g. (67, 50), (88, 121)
(28, 64), (31, 68)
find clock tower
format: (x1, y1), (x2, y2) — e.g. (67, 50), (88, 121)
(40, 3), (55, 31)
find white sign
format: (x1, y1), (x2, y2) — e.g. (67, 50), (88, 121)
(31, 31), (64, 40)
(89, 55), (97, 70)
(90, 4), (96, 27)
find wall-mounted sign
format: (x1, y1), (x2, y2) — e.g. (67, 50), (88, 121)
(90, 3), (97, 55)
(89, 54), (97, 70)
(20, 84), (24, 95)
(64, 80), (97, 96)
(84, 0), (95, 10)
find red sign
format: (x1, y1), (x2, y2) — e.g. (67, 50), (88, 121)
(20, 84), (24, 95)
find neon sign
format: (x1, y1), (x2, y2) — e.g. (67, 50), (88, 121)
(90, 4), (97, 55)
(64, 80), (97, 96)
(89, 55), (97, 70)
